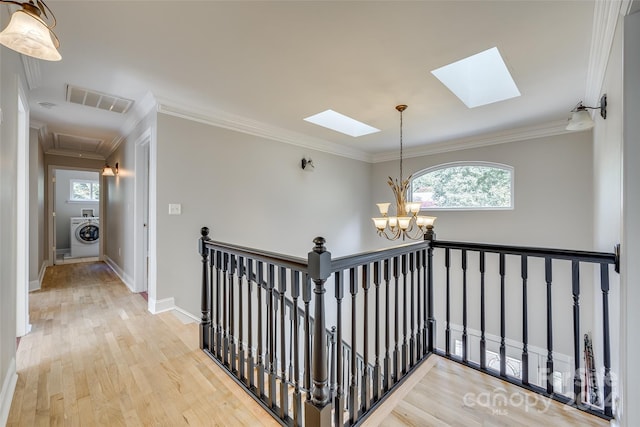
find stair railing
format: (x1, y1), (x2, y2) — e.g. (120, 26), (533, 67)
(199, 227), (619, 425)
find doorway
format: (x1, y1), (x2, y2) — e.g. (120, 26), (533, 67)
(49, 167), (101, 265)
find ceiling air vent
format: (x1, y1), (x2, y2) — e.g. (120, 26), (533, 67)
(65, 84), (134, 114)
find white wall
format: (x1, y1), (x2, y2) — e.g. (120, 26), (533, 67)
(0, 8), (25, 422)
(620, 9), (640, 427)
(54, 169), (100, 252)
(371, 132), (594, 250)
(153, 113), (373, 317)
(593, 11), (623, 421)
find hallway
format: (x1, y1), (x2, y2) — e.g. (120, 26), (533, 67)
(7, 262), (278, 426)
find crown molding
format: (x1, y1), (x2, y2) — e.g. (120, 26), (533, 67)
(585, 0), (626, 106)
(44, 149), (105, 161)
(156, 98), (373, 163)
(371, 120), (573, 163)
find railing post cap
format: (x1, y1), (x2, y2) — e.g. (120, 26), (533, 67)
(313, 237), (326, 253)
(201, 226), (210, 238)
(309, 237), (331, 280)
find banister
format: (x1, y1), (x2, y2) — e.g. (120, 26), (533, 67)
(205, 239), (308, 272)
(432, 240), (617, 264)
(331, 240), (430, 272)
(199, 226), (620, 425)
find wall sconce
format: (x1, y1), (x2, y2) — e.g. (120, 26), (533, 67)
(566, 94), (607, 131)
(301, 158), (315, 172)
(102, 162), (118, 176)
(0, 0), (61, 61)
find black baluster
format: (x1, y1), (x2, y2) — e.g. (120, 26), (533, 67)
(303, 273), (312, 401)
(247, 259), (254, 388)
(409, 252), (416, 367)
(215, 251), (222, 359)
(480, 251), (486, 369)
(229, 254), (237, 373)
(257, 261), (265, 398)
(572, 260), (582, 406)
(500, 253), (506, 377)
(334, 271), (344, 427)
(545, 257), (554, 394)
(393, 256), (401, 382)
(601, 264), (612, 417)
(521, 255), (529, 385)
(462, 249), (468, 363)
(209, 249), (215, 353)
(291, 270), (302, 427)
(383, 259), (392, 391)
(222, 252), (229, 367)
(238, 256), (245, 381)
(199, 228), (211, 350)
(416, 251), (423, 358)
(401, 254), (408, 374)
(349, 267), (359, 423)
(267, 264), (276, 408)
(445, 248), (451, 356)
(373, 261), (382, 402)
(362, 264), (371, 412)
(278, 266), (288, 419)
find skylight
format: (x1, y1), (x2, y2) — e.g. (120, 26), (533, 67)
(304, 110), (380, 137)
(431, 47), (521, 108)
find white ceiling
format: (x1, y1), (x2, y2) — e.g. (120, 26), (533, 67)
(22, 1), (619, 161)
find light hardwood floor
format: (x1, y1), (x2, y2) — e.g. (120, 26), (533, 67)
(7, 262), (279, 426)
(365, 356), (609, 427)
(8, 261), (610, 426)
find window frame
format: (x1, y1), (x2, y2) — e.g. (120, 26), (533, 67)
(69, 179), (100, 202)
(408, 161), (514, 211)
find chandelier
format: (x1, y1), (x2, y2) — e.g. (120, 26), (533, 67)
(372, 105), (436, 241)
(0, 0), (61, 61)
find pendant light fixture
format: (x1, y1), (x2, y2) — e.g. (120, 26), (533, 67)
(372, 105), (436, 241)
(0, 0), (61, 61)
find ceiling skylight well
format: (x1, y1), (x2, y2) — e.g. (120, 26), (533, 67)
(431, 47), (521, 108)
(304, 110), (380, 137)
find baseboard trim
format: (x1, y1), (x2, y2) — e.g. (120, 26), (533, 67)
(173, 306), (201, 324)
(148, 297), (175, 314)
(103, 255), (135, 292)
(29, 261), (48, 292)
(0, 357), (18, 427)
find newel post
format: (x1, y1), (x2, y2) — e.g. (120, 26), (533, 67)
(199, 227), (212, 350)
(305, 237), (332, 427)
(424, 227), (436, 353)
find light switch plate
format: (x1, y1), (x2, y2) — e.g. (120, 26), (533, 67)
(168, 203), (182, 215)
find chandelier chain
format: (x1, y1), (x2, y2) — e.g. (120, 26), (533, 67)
(400, 108), (403, 183)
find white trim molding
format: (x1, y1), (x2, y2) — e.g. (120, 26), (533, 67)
(372, 119), (571, 163)
(585, 0), (627, 106)
(104, 255), (135, 292)
(148, 297), (175, 314)
(156, 97), (373, 163)
(0, 357), (18, 427)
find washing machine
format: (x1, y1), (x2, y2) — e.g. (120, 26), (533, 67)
(70, 217), (100, 258)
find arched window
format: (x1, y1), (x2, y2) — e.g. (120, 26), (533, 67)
(409, 162), (514, 210)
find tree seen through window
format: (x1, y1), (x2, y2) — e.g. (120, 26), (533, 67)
(410, 163), (513, 209)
